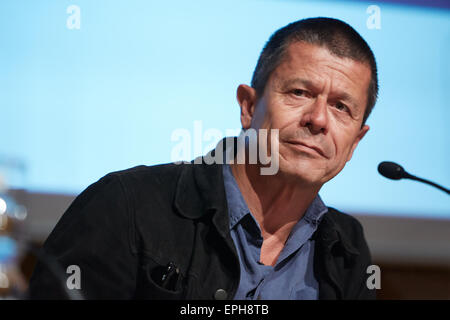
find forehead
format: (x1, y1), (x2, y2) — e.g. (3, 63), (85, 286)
(269, 41), (371, 109)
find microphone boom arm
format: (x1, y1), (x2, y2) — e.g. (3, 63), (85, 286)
(405, 172), (450, 195)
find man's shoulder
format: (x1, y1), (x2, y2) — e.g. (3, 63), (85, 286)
(320, 207), (367, 245)
(79, 162), (192, 211)
(101, 162), (190, 191)
(107, 162), (185, 180)
(324, 207), (363, 228)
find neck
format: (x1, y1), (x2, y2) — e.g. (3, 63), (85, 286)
(229, 161), (321, 240)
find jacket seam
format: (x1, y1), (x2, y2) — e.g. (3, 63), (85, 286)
(114, 173), (138, 258)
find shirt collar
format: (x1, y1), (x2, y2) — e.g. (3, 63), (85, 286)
(303, 194), (328, 226)
(222, 162), (251, 229)
(222, 162), (328, 230)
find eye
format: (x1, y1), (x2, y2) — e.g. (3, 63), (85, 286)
(291, 89), (309, 97)
(335, 102), (349, 113)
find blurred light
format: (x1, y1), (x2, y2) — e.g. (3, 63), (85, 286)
(0, 197), (6, 215)
(14, 205), (27, 221)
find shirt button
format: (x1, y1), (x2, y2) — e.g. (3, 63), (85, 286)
(214, 289), (228, 300)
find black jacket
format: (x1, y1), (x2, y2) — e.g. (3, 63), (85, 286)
(29, 153), (376, 300)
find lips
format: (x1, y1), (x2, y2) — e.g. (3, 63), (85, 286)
(285, 140), (326, 158)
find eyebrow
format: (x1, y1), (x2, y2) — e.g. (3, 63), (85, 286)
(279, 77), (360, 110)
(279, 78), (314, 90)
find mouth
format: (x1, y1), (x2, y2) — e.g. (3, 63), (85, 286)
(285, 140), (326, 158)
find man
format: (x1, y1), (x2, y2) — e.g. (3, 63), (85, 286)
(29, 17), (378, 300)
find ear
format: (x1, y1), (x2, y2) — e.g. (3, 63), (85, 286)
(346, 125), (370, 162)
(236, 84), (257, 130)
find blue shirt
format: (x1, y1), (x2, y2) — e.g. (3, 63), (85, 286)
(222, 163), (328, 300)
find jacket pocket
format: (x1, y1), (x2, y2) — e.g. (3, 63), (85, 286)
(134, 262), (184, 300)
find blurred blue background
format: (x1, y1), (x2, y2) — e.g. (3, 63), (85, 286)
(1, 0), (449, 219)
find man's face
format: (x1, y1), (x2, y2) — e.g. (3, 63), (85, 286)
(239, 41), (371, 186)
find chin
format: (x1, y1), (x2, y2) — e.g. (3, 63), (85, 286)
(277, 157), (325, 186)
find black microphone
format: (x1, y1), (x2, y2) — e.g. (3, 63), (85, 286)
(378, 161), (450, 195)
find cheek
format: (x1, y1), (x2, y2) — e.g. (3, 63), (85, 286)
(332, 133), (358, 167)
(264, 97), (299, 128)
(270, 110), (303, 136)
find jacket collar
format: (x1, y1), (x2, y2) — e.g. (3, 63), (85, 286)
(173, 137), (233, 242)
(173, 153), (227, 218)
(314, 211), (360, 256)
(174, 137), (233, 216)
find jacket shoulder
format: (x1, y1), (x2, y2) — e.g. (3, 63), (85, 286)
(107, 162), (185, 183)
(324, 207), (365, 234)
(104, 163), (187, 199)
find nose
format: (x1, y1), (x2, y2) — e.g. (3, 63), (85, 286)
(299, 97), (329, 135)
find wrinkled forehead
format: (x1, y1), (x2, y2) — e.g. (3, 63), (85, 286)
(270, 42), (372, 107)
(277, 41), (370, 83)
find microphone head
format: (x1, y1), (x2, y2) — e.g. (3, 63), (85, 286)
(378, 161), (406, 180)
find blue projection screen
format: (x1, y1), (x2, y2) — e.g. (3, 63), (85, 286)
(1, 0), (449, 219)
